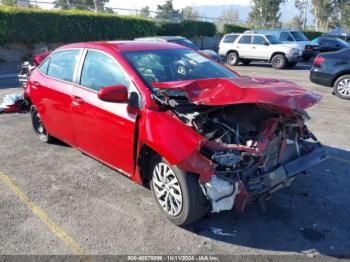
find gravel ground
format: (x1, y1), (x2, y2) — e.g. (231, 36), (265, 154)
(0, 61), (349, 260)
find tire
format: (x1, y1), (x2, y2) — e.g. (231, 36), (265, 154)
(271, 54), (288, 69)
(150, 155), (208, 225)
(30, 105), (53, 143)
(333, 75), (350, 100)
(226, 52), (239, 66)
(241, 59), (251, 65)
(287, 61), (297, 68)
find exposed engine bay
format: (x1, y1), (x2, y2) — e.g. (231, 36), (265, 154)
(153, 87), (325, 213)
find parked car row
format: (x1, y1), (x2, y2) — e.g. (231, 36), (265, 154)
(245, 29), (319, 61)
(218, 33), (302, 69)
(310, 47), (350, 99)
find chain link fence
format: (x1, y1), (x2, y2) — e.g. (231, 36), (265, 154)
(10, 0), (320, 32)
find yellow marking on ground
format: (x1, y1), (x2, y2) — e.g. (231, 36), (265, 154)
(0, 171), (94, 262)
(329, 156), (350, 165)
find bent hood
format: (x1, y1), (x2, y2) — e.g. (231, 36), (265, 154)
(152, 77), (322, 110)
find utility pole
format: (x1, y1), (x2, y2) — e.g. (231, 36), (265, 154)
(303, 0), (308, 30)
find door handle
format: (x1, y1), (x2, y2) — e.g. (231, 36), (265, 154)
(32, 81), (42, 89)
(252, 46), (256, 49)
(72, 95), (84, 106)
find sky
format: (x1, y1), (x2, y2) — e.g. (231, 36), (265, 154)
(105, 0), (251, 11)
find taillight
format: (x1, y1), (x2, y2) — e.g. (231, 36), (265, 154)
(314, 55), (325, 66)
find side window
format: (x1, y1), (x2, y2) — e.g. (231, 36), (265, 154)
(280, 32), (294, 41)
(47, 50), (81, 82)
(80, 50), (130, 91)
(39, 58), (50, 74)
(223, 34), (239, 43)
(253, 36), (266, 45)
(238, 35), (252, 44)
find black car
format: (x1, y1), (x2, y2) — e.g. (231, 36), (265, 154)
(312, 37), (349, 53)
(310, 48), (350, 99)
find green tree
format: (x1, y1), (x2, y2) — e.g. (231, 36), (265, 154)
(155, 0), (182, 21)
(182, 6), (200, 21)
(336, 0), (350, 30)
(288, 15), (303, 30)
(2, 0), (17, 6)
(140, 6), (150, 18)
(248, 0), (286, 28)
(53, 0), (108, 11)
(219, 7), (239, 23)
(311, 0), (333, 30)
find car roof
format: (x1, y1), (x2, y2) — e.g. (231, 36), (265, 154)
(135, 36), (187, 41)
(56, 41), (187, 52)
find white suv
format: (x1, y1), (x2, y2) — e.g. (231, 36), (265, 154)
(219, 33), (303, 69)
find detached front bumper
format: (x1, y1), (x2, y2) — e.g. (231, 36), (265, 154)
(247, 146), (327, 196)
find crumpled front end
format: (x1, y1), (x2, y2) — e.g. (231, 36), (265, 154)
(175, 103), (326, 212)
(149, 78), (326, 213)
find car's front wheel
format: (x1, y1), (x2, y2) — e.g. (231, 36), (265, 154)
(226, 52), (239, 66)
(334, 75), (350, 99)
(271, 54), (287, 69)
(31, 105), (53, 143)
(150, 156), (208, 225)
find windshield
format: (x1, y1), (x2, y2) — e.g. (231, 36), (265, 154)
(123, 49), (238, 85)
(168, 39), (199, 50)
(291, 31), (309, 41)
(265, 35), (281, 44)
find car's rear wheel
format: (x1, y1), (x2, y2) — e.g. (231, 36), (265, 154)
(334, 75), (350, 100)
(150, 155), (208, 225)
(226, 52), (239, 66)
(31, 105), (53, 143)
(271, 54), (287, 69)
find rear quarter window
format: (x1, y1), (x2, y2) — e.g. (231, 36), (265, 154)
(38, 58), (50, 74)
(222, 35), (239, 43)
(47, 49), (81, 82)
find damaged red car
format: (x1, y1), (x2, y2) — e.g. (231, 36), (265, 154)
(26, 41), (326, 225)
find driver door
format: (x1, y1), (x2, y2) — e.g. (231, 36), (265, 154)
(71, 49), (138, 175)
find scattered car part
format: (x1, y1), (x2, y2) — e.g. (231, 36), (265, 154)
(0, 93), (27, 113)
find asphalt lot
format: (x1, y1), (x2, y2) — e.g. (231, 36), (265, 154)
(0, 61), (349, 259)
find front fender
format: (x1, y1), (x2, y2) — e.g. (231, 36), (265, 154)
(138, 109), (206, 165)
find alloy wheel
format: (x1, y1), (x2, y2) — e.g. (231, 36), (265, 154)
(337, 78), (350, 97)
(228, 54), (237, 65)
(152, 162), (183, 216)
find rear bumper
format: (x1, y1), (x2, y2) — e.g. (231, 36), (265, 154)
(310, 69), (334, 87)
(247, 146), (327, 195)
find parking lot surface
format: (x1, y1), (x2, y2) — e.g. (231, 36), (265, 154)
(0, 62), (349, 258)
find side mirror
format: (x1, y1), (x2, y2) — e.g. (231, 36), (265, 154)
(264, 41), (269, 46)
(98, 85), (128, 103)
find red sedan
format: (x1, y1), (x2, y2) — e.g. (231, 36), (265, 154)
(26, 41), (326, 225)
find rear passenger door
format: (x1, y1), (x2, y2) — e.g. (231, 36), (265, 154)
(30, 49), (82, 145)
(237, 35), (252, 58)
